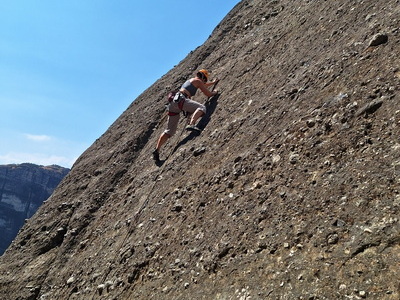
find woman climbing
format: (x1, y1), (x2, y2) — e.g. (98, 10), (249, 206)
(153, 69), (219, 162)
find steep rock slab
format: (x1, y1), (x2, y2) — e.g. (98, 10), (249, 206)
(0, 0), (399, 299)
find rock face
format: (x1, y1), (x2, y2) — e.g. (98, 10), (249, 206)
(1, 0), (399, 299)
(0, 164), (69, 255)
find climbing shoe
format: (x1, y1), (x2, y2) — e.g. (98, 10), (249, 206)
(186, 125), (202, 132)
(152, 149), (160, 162)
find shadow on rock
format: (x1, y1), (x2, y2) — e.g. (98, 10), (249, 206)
(172, 93), (220, 155)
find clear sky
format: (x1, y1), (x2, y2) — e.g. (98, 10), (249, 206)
(0, 0), (240, 168)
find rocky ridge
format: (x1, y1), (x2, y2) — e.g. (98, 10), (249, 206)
(0, 0), (399, 299)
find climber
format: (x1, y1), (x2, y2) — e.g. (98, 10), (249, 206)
(153, 69), (219, 162)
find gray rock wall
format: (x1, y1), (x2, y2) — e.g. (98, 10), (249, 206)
(0, 1), (399, 299)
(0, 164), (69, 254)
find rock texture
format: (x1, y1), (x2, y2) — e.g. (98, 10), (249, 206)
(1, 0), (400, 299)
(0, 164), (69, 255)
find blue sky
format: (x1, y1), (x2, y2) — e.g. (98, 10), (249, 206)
(0, 0), (240, 168)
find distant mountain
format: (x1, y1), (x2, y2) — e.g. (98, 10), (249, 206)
(0, 163), (69, 255)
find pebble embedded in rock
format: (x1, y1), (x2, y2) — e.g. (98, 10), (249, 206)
(368, 33), (388, 46)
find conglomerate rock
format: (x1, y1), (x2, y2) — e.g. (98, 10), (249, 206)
(0, 0), (399, 299)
